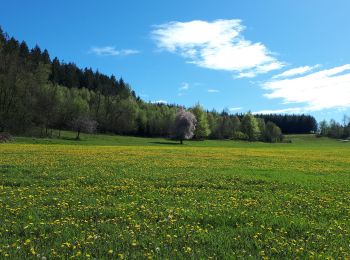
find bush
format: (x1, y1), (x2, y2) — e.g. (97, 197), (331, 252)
(263, 122), (283, 143)
(232, 131), (249, 140)
(0, 132), (14, 143)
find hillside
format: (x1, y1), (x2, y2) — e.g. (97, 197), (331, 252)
(0, 26), (317, 139)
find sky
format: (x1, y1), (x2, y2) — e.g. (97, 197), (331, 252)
(1, 0), (350, 122)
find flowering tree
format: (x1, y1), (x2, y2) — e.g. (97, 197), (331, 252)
(173, 108), (197, 144)
(70, 116), (97, 139)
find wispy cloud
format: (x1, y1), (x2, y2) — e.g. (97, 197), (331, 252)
(120, 49), (140, 55)
(262, 64), (350, 112)
(179, 82), (189, 91)
(207, 89), (220, 93)
(229, 107), (242, 111)
(253, 107), (304, 114)
(152, 19), (284, 78)
(90, 46), (140, 56)
(272, 65), (320, 79)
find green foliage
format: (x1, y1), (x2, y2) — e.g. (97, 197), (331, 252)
(191, 104), (210, 139)
(263, 121), (283, 143)
(255, 113), (317, 134)
(318, 118), (350, 139)
(241, 112), (260, 141)
(232, 131), (248, 140)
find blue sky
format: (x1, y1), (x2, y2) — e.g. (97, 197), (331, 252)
(2, 0), (350, 121)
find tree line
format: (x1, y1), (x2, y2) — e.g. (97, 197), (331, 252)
(254, 114), (317, 134)
(318, 116), (350, 139)
(0, 26), (316, 141)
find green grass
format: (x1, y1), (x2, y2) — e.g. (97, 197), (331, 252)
(0, 132), (349, 258)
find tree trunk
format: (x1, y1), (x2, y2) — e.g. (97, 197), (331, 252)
(180, 139), (183, 144)
(76, 130), (80, 140)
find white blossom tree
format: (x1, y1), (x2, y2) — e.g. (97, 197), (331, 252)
(173, 108), (197, 144)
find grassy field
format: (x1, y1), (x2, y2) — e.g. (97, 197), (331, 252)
(0, 133), (350, 259)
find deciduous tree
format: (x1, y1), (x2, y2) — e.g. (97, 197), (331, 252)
(173, 109), (196, 144)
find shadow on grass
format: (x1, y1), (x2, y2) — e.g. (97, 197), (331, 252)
(149, 141), (182, 145)
(60, 136), (82, 141)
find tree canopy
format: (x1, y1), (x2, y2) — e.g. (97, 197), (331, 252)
(173, 109), (197, 144)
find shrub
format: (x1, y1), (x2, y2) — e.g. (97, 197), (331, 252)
(0, 132), (14, 143)
(232, 131), (249, 140)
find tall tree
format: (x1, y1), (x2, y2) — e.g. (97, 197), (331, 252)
(241, 112), (260, 141)
(191, 104), (210, 140)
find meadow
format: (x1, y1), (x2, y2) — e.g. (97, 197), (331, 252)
(0, 133), (350, 259)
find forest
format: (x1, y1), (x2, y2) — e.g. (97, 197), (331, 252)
(0, 27), (318, 141)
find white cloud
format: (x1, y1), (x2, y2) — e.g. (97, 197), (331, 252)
(229, 107), (242, 111)
(253, 107), (304, 114)
(179, 82), (189, 91)
(262, 64), (350, 112)
(151, 100), (167, 104)
(207, 89), (220, 93)
(236, 61), (286, 78)
(120, 49), (140, 55)
(273, 65), (320, 79)
(236, 71), (257, 78)
(152, 19), (284, 77)
(90, 46), (139, 56)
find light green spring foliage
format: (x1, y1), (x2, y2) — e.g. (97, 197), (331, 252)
(241, 112), (260, 141)
(265, 121), (283, 143)
(0, 133), (349, 258)
(191, 104), (210, 139)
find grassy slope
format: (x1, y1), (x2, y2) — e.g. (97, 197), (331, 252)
(0, 133), (349, 258)
(14, 130), (343, 148)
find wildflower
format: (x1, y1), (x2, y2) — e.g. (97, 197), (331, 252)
(185, 247), (192, 253)
(30, 247), (36, 255)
